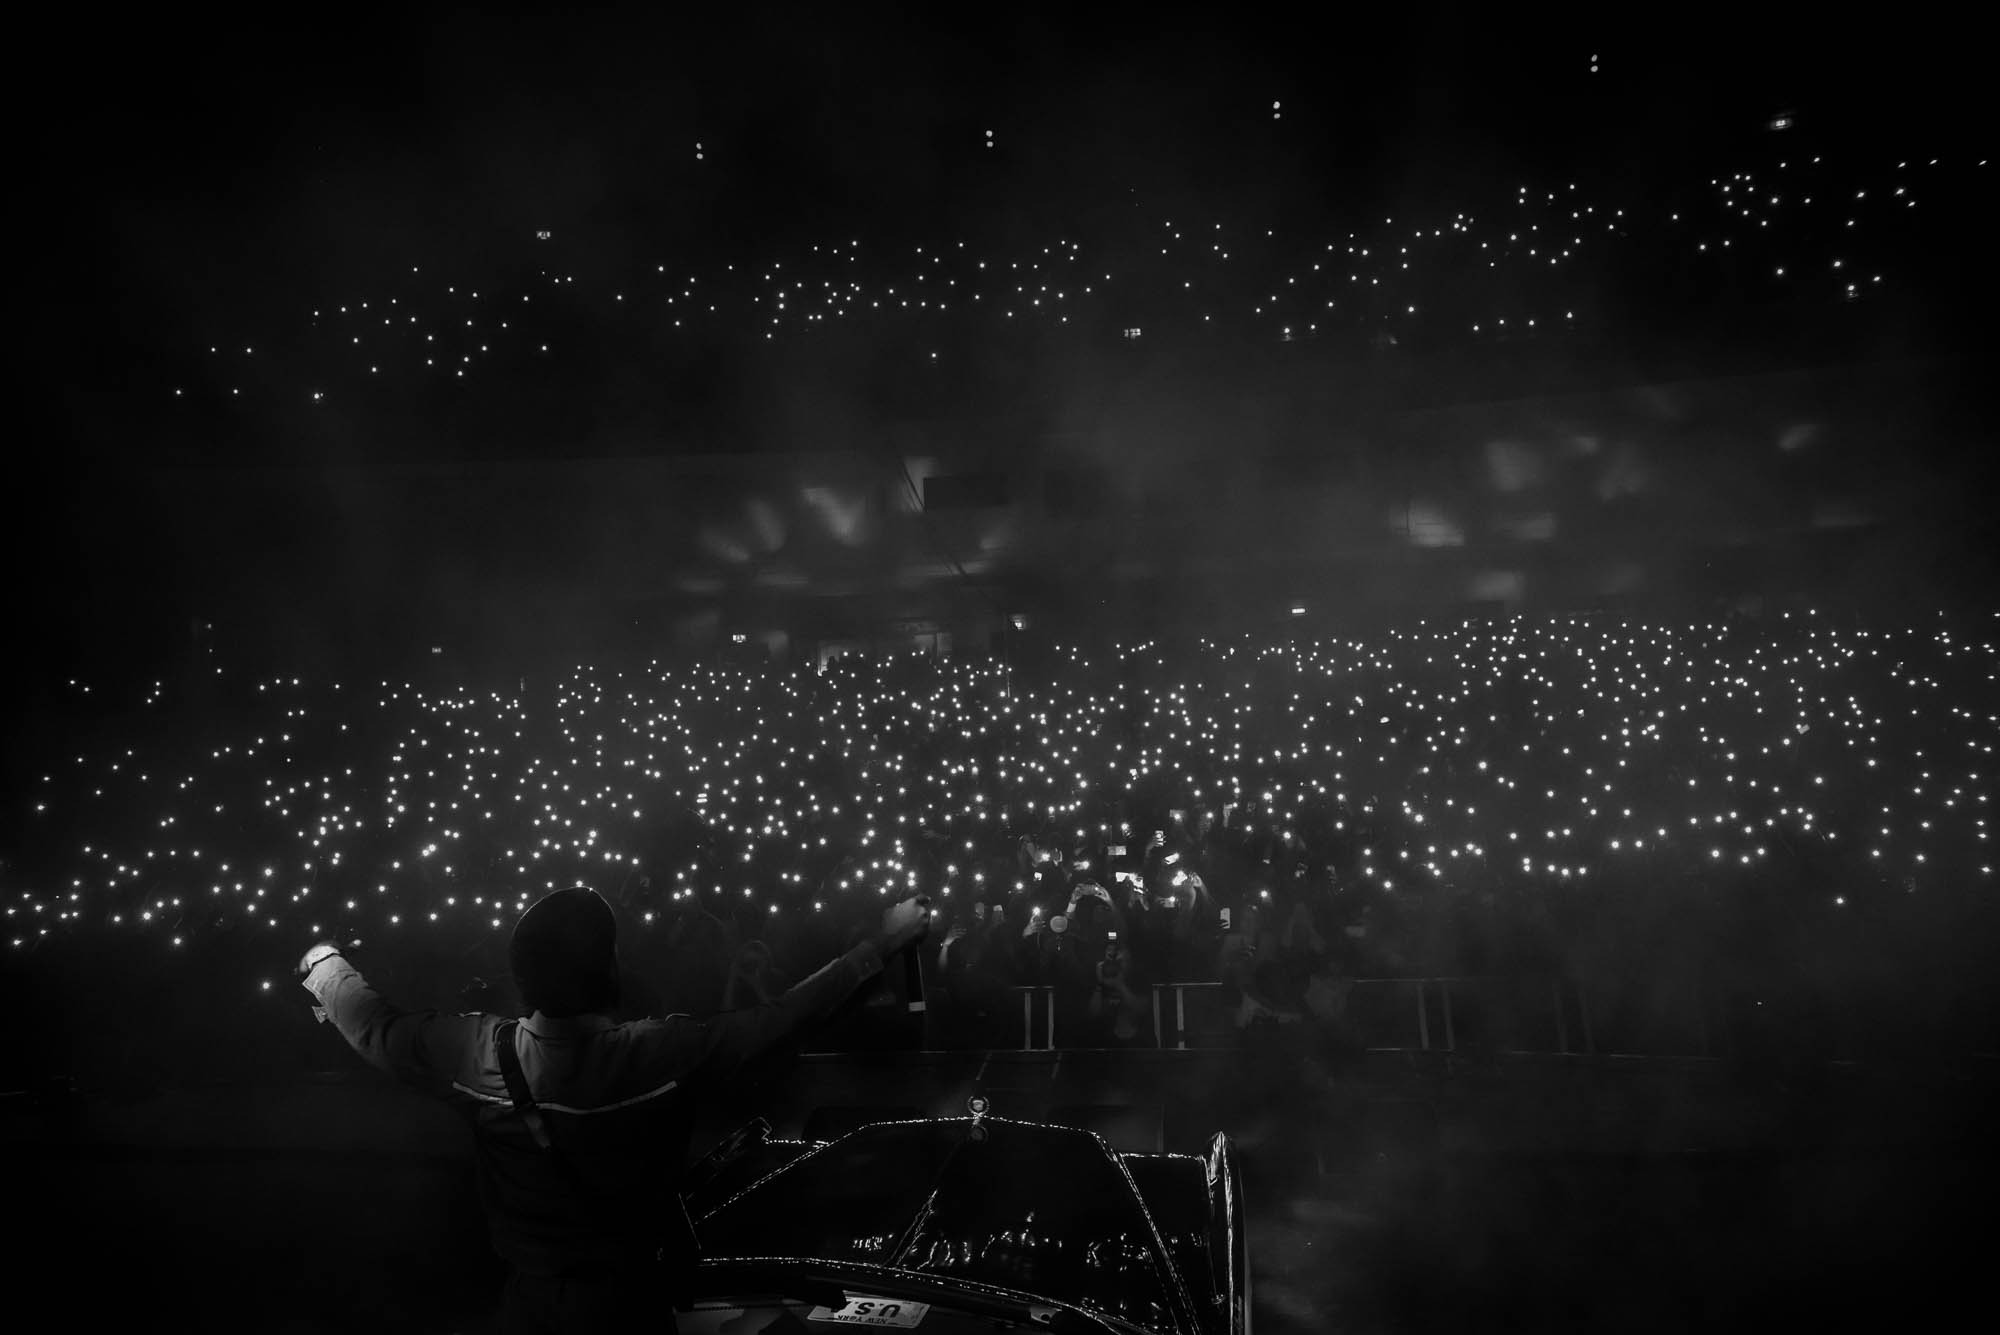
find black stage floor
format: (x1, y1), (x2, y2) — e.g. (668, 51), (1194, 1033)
(12, 1056), (1995, 1333)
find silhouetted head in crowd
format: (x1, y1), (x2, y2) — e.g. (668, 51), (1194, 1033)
(510, 885), (621, 1019)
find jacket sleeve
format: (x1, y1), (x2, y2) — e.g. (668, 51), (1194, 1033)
(660, 939), (888, 1088)
(302, 954), (484, 1095)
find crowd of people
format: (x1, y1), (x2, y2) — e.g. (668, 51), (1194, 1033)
(5, 608), (1996, 1086)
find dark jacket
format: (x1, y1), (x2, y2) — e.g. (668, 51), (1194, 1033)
(302, 939), (888, 1278)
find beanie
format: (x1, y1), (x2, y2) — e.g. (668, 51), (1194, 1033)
(510, 885), (620, 1018)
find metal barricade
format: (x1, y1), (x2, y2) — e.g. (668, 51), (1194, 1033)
(1007, 985), (1056, 1051)
(1144, 975), (1598, 1054)
(994, 974), (1713, 1056)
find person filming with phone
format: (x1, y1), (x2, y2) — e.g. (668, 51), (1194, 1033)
(295, 884), (935, 1334)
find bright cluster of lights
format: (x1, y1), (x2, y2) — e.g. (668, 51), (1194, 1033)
(6, 612), (1994, 964)
(166, 149), (1986, 404)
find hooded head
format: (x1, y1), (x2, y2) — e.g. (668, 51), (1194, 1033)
(510, 885), (620, 1018)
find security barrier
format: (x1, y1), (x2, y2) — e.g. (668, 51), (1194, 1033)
(982, 975), (1716, 1057)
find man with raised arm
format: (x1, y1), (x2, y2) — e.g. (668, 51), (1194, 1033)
(296, 884), (934, 1334)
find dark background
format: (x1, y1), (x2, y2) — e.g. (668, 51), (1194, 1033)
(20, 5), (1985, 457)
